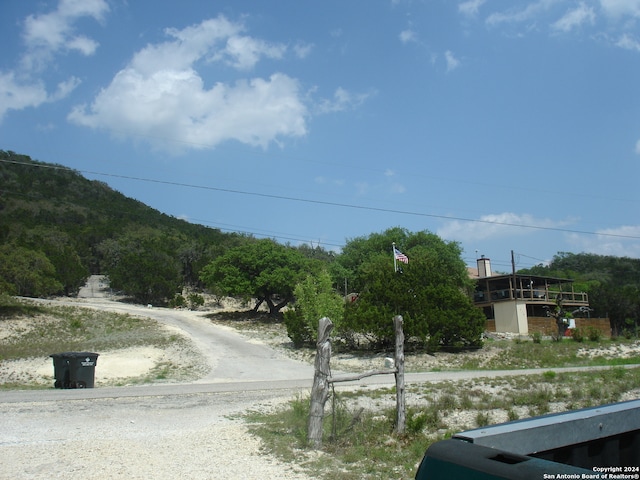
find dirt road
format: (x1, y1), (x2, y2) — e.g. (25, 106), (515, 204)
(75, 276), (316, 384)
(1, 278), (318, 479)
(2, 278), (636, 479)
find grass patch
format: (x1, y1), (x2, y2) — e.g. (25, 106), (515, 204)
(247, 367), (640, 479)
(0, 294), (47, 317)
(246, 394), (433, 480)
(1, 305), (172, 360)
(450, 338), (640, 371)
(0, 297), (197, 389)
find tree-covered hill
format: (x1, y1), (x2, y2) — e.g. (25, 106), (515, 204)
(0, 150), (245, 300)
(2, 150), (637, 343)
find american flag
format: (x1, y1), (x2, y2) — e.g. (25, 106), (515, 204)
(394, 247), (409, 264)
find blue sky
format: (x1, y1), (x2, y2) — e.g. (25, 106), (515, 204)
(1, 0), (639, 272)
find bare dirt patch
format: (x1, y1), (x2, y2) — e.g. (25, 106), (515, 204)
(577, 341), (640, 359)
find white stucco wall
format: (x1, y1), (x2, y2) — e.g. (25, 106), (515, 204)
(494, 300), (529, 334)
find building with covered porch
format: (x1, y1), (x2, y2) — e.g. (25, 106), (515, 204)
(469, 256), (606, 336)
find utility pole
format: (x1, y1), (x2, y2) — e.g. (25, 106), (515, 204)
(511, 250), (518, 299)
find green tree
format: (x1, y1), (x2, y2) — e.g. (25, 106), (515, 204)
(200, 239), (312, 315)
(0, 244), (63, 297)
(338, 228), (484, 349)
(0, 150), (247, 295)
(98, 228), (182, 305)
(590, 283), (639, 336)
(20, 227), (88, 295)
(284, 270), (345, 347)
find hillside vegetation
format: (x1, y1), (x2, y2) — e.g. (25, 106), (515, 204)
(1, 150), (638, 345)
(0, 150), (245, 302)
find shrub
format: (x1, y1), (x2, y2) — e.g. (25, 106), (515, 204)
(586, 326), (602, 342)
(531, 331), (542, 344)
(284, 270), (344, 348)
(571, 327), (585, 342)
(187, 293), (204, 310)
(283, 308), (313, 348)
(476, 412), (490, 427)
(169, 294), (186, 308)
(437, 393), (457, 410)
(406, 411), (429, 435)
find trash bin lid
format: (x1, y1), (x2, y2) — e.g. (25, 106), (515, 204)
(50, 352), (100, 358)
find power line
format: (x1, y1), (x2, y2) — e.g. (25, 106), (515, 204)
(191, 217), (345, 248)
(2, 158), (640, 241)
(53, 131), (639, 206)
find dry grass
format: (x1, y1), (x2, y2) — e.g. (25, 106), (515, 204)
(0, 295), (206, 388)
(215, 314), (640, 479)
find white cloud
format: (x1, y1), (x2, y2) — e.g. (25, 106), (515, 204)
(65, 35), (100, 56)
(615, 32), (640, 50)
(566, 225), (640, 257)
(70, 70), (307, 152)
(635, 138), (640, 154)
(0, 72), (80, 121)
(486, 0), (558, 27)
(316, 87), (373, 114)
(217, 34), (287, 70)
(69, 16), (308, 152)
(399, 29), (418, 44)
(437, 212), (570, 241)
(21, 0), (109, 71)
(293, 42), (313, 59)
(600, 0), (640, 18)
(0, 72), (48, 119)
(552, 3), (596, 32)
(131, 17), (241, 74)
(459, 0), (487, 17)
(50, 76), (82, 101)
(0, 0), (105, 121)
(483, 0), (640, 52)
(445, 50), (461, 72)
(129, 16), (286, 73)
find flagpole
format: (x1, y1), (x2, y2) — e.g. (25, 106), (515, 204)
(392, 242), (397, 273)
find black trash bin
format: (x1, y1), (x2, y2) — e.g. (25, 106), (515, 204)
(50, 352), (99, 389)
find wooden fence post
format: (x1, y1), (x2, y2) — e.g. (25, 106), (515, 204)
(394, 315), (406, 434)
(308, 317), (333, 449)
(308, 315), (406, 446)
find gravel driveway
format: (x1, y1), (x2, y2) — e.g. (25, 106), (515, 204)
(1, 278), (317, 479)
(4, 278), (632, 479)
(0, 387), (312, 479)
